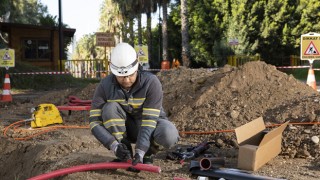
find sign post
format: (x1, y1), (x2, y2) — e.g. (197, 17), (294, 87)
(228, 38), (239, 46)
(134, 45), (149, 70)
(0, 48), (15, 70)
(0, 48), (15, 102)
(301, 32), (320, 90)
(301, 32), (320, 61)
(96, 32), (115, 76)
(228, 38), (239, 66)
(96, 32), (115, 47)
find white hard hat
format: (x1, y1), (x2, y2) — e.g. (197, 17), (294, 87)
(110, 43), (138, 76)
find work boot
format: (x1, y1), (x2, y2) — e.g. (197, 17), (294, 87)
(143, 155), (154, 164)
(143, 141), (162, 164)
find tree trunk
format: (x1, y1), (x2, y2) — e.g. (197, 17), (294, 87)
(147, 12), (152, 67)
(137, 14), (142, 45)
(162, 0), (168, 61)
(129, 18), (134, 46)
(180, 0), (190, 67)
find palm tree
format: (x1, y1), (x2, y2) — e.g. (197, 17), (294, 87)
(180, 0), (190, 67)
(162, 0), (168, 61)
(131, 0), (145, 45)
(108, 0), (159, 67)
(99, 0), (124, 43)
(141, 0), (158, 66)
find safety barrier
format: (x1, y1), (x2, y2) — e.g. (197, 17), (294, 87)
(8, 69), (157, 76)
(276, 65), (310, 69)
(10, 72), (70, 75)
(64, 59), (109, 79)
(227, 55), (260, 67)
(0, 73), (12, 102)
(289, 55), (302, 66)
(306, 68), (317, 90)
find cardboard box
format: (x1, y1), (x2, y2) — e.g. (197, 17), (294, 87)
(235, 117), (289, 171)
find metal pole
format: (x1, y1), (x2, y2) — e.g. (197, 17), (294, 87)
(58, 0), (63, 72)
(158, 2), (161, 64)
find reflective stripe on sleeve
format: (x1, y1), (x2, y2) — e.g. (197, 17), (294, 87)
(112, 132), (125, 140)
(141, 119), (157, 128)
(90, 121), (102, 130)
(90, 109), (101, 117)
(103, 119), (125, 128)
(142, 108), (160, 116)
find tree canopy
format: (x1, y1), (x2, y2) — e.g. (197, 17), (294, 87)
(169, 0), (320, 67)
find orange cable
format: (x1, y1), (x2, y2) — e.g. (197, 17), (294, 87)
(179, 129), (234, 135)
(179, 121), (320, 135)
(3, 120), (25, 137)
(14, 125), (89, 141)
(266, 122), (320, 127)
(14, 128), (59, 141)
(3, 119), (89, 141)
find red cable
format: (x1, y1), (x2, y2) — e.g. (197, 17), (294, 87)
(27, 162), (161, 180)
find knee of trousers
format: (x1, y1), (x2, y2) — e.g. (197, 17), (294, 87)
(153, 120), (179, 149)
(101, 102), (126, 120)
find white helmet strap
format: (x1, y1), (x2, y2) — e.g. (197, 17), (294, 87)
(110, 59), (138, 75)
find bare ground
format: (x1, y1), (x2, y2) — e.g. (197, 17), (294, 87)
(0, 61), (320, 180)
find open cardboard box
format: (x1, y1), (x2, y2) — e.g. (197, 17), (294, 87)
(235, 117), (289, 171)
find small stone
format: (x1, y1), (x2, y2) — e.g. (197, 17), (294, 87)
(289, 125), (297, 130)
(303, 150), (311, 157)
(216, 138), (225, 148)
(311, 136), (319, 144)
(303, 129), (311, 134)
(230, 110), (240, 119)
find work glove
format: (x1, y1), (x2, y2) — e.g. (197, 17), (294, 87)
(132, 149), (145, 166)
(113, 143), (132, 161)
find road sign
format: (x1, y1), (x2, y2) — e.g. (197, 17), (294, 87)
(301, 32), (320, 60)
(228, 38), (239, 46)
(134, 45), (148, 63)
(0, 48), (15, 68)
(96, 32), (115, 47)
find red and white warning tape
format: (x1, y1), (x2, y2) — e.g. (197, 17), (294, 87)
(145, 69), (169, 71)
(69, 70), (110, 73)
(276, 65), (310, 69)
(10, 72), (71, 75)
(145, 68), (218, 72)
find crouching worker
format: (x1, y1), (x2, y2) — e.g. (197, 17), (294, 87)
(89, 42), (179, 166)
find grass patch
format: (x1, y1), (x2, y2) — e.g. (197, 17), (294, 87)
(0, 61), (99, 90)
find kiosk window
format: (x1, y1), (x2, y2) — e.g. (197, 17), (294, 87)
(23, 39), (50, 60)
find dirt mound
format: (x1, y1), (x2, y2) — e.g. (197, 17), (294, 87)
(159, 61), (316, 129)
(1, 61), (320, 180)
(158, 61), (320, 159)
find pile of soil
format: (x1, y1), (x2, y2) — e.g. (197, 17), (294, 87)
(0, 61), (319, 180)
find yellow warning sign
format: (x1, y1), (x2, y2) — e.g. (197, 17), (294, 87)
(134, 45), (148, 63)
(0, 48), (15, 67)
(301, 32), (320, 60)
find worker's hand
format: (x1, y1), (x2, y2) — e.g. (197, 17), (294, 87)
(115, 143), (132, 161)
(132, 149), (145, 166)
(132, 153), (142, 166)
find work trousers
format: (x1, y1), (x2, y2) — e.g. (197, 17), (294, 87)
(101, 102), (179, 150)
